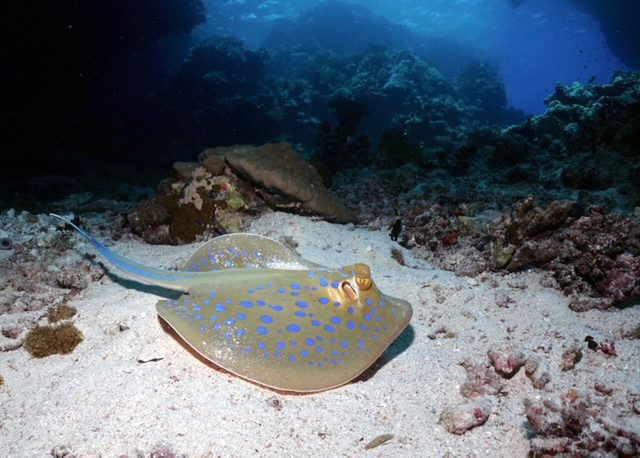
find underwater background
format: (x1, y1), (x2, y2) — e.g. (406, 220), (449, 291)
(4, 0), (638, 208)
(2, 1), (640, 455)
(3, 0), (639, 309)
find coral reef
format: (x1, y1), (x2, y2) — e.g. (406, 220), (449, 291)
(0, 211), (104, 316)
(127, 162), (257, 245)
(201, 143), (356, 223)
(128, 143), (355, 244)
(314, 96), (371, 177)
(332, 73), (640, 309)
(525, 390), (640, 456)
(156, 36), (280, 149)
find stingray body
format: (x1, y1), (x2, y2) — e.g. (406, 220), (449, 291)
(51, 214), (412, 392)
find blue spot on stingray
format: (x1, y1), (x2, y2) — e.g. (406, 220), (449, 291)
(291, 292), (300, 297)
(286, 324), (301, 333)
(316, 335), (323, 341)
(236, 313), (247, 321)
(319, 297), (330, 305)
(360, 324), (367, 330)
(371, 308), (378, 315)
(277, 288), (286, 294)
(258, 342), (266, 350)
(376, 316), (382, 323)
(383, 325), (389, 331)
(331, 281), (339, 288)
(215, 304), (226, 313)
(203, 300), (211, 306)
(301, 350), (309, 358)
(226, 299), (233, 304)
(209, 292), (217, 299)
(319, 278), (329, 287)
(308, 272), (316, 279)
(334, 302), (341, 308)
(366, 298), (374, 306)
(225, 318), (235, 326)
(240, 301), (254, 308)
(256, 326), (268, 335)
(214, 323), (222, 330)
(199, 325), (206, 332)
(316, 346), (323, 353)
(256, 284), (263, 290)
(305, 338), (315, 346)
(224, 332), (233, 340)
(332, 350), (339, 357)
(364, 314), (373, 321)
(296, 300), (309, 308)
(274, 351), (282, 358)
(371, 334), (379, 340)
(324, 325), (335, 333)
(330, 338), (336, 344)
(263, 353), (270, 358)
(330, 317), (341, 325)
(308, 361), (314, 367)
(245, 347), (251, 353)
(193, 306), (201, 312)
(225, 260), (233, 267)
(346, 321), (355, 330)
(270, 305), (283, 312)
(248, 289), (255, 294)
(201, 258), (207, 265)
(210, 316), (218, 322)
(289, 355), (296, 362)
(257, 300), (266, 307)
(311, 320), (321, 328)
(312, 286), (318, 292)
(340, 341), (348, 348)
(294, 311), (306, 318)
(277, 342), (286, 350)
(347, 307), (355, 315)
(379, 300), (386, 308)
(291, 341), (298, 346)
(266, 283), (272, 288)
(195, 315), (203, 321)
(291, 283), (301, 290)
(237, 329), (246, 336)
(181, 306), (188, 312)
(260, 315), (273, 324)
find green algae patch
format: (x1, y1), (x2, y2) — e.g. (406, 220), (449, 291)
(25, 323), (84, 358)
(48, 304), (77, 323)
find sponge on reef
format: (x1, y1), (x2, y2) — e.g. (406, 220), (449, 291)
(200, 143), (356, 223)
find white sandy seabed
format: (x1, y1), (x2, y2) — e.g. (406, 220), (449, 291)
(0, 211), (638, 457)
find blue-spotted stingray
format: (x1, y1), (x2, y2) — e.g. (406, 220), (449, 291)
(50, 214), (412, 392)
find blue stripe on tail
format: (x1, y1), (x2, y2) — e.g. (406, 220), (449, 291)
(49, 213), (182, 284)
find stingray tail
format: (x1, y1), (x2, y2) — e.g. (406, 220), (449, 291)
(49, 213), (193, 291)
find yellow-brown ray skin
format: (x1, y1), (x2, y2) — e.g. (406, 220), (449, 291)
(156, 264), (412, 392)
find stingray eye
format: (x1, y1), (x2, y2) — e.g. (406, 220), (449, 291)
(341, 281), (358, 301)
(355, 275), (372, 291)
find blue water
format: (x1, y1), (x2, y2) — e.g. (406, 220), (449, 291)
(194, 0), (626, 114)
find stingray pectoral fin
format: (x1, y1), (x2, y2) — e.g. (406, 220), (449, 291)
(183, 233), (323, 272)
(155, 267), (413, 393)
